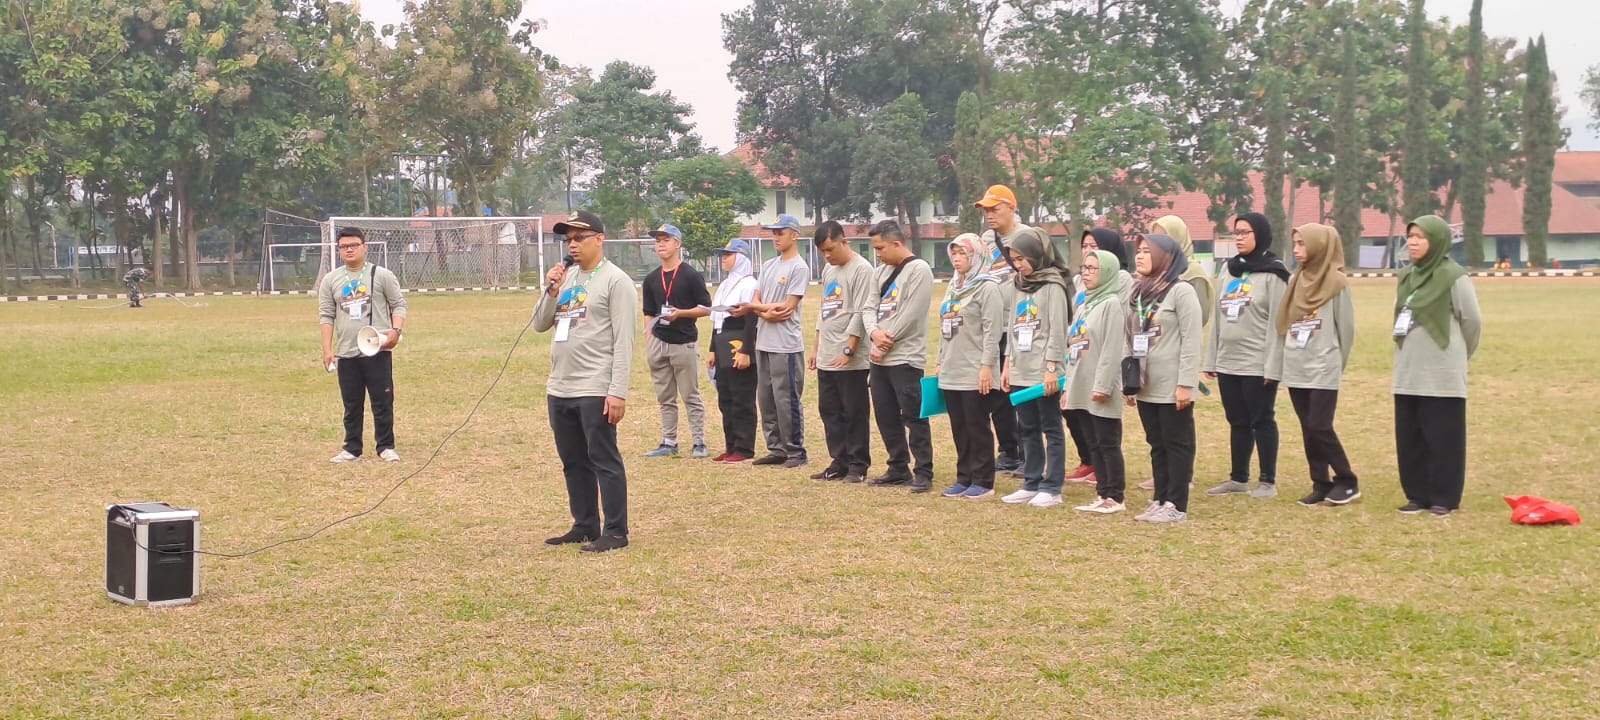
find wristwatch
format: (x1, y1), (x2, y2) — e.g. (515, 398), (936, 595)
(842, 346), (854, 357)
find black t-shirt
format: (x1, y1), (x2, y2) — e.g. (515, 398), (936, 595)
(642, 263), (713, 345)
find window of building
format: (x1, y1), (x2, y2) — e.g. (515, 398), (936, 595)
(775, 190), (787, 215)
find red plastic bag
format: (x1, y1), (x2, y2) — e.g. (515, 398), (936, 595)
(1503, 496), (1582, 526)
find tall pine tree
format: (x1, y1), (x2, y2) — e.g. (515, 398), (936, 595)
(1400, 0), (1435, 220)
(1522, 36), (1558, 268)
(1333, 25), (1363, 262)
(1459, 0), (1488, 267)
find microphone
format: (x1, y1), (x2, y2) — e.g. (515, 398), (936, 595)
(547, 256), (576, 293)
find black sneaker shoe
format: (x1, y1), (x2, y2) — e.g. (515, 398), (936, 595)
(783, 456), (809, 469)
(994, 455), (1023, 472)
(752, 453), (787, 466)
(908, 478), (933, 494)
(1326, 483), (1361, 505)
(810, 469), (842, 481)
(1397, 502), (1425, 515)
(544, 529), (599, 546)
(868, 474), (910, 487)
(580, 535), (629, 553)
(842, 473), (865, 484)
(1428, 506), (1454, 517)
(1298, 485), (1332, 506)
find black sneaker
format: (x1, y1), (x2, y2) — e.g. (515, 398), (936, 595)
(1396, 502), (1425, 515)
(783, 456), (809, 469)
(810, 469), (842, 481)
(908, 478), (933, 494)
(1298, 485), (1331, 506)
(544, 529), (598, 546)
(580, 535), (629, 553)
(868, 474), (910, 487)
(1428, 506), (1454, 517)
(994, 455), (1023, 472)
(752, 453), (787, 466)
(1326, 483), (1361, 505)
(842, 473), (865, 484)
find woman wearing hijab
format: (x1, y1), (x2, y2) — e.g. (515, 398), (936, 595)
(935, 233), (1008, 499)
(1126, 234), (1203, 523)
(1202, 212), (1290, 499)
(1064, 250), (1129, 514)
(999, 228), (1074, 508)
(1062, 228), (1135, 487)
(1267, 224), (1359, 506)
(1151, 215), (1214, 327)
(1393, 215), (1481, 517)
(707, 241), (761, 462)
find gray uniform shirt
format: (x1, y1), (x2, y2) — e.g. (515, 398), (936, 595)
(863, 258), (934, 369)
(1132, 282), (1203, 404)
(1006, 283), (1071, 387)
(533, 260), (637, 399)
(817, 255), (875, 372)
(935, 280), (1005, 391)
(1268, 287), (1355, 391)
(1392, 276), (1481, 398)
(1205, 269), (1287, 377)
(1064, 296), (1126, 419)
(755, 255), (810, 353)
(318, 263), (408, 359)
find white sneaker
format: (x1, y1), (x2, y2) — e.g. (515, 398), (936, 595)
(1028, 492), (1064, 508)
(1146, 502), (1188, 523)
(330, 450), (359, 463)
(379, 448), (401, 462)
(1001, 489), (1039, 504)
(1074, 497), (1107, 512)
(1134, 500), (1162, 521)
(1085, 499), (1126, 515)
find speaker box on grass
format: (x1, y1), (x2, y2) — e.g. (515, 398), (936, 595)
(106, 502), (200, 607)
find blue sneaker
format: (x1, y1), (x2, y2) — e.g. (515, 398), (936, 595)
(962, 485), (995, 500)
(643, 443), (679, 458)
(941, 483), (971, 498)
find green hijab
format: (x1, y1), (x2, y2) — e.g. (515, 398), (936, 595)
(1395, 215), (1467, 349)
(1082, 249), (1123, 311)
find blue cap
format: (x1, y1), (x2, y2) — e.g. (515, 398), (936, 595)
(762, 214), (803, 233)
(711, 239), (752, 256)
(647, 223), (683, 242)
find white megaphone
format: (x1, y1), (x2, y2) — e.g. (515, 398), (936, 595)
(356, 325), (396, 357)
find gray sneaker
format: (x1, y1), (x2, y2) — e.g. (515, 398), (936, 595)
(1250, 483), (1278, 499)
(1146, 502), (1188, 523)
(690, 444), (709, 459)
(1134, 500), (1163, 521)
(1205, 480), (1250, 496)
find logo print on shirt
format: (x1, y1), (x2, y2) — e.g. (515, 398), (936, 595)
(820, 281), (845, 320)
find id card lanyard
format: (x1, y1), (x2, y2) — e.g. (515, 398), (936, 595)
(1394, 291), (1417, 337)
(658, 265), (679, 326)
(1132, 296), (1155, 358)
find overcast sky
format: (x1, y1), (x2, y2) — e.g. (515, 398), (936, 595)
(358, 0), (1599, 152)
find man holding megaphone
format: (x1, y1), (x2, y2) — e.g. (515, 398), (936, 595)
(319, 227), (409, 463)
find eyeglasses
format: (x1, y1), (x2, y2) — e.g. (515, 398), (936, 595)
(1081, 266), (1101, 273)
(1235, 229), (1255, 236)
(337, 243), (364, 250)
(567, 233), (599, 243)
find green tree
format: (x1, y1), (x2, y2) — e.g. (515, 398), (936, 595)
(1332, 25), (1364, 262)
(650, 155), (765, 217)
(1583, 65), (1600, 134)
(1400, 0), (1435, 220)
(848, 93), (941, 241)
(1261, 68), (1290, 256)
(1457, 0), (1488, 267)
(669, 195), (741, 261)
(1521, 36), (1562, 268)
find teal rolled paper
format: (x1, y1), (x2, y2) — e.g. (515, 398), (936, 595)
(918, 375), (947, 418)
(1009, 376), (1067, 406)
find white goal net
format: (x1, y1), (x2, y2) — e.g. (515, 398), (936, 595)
(323, 216), (546, 290)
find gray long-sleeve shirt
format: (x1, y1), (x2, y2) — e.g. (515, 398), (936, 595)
(935, 281), (1005, 391)
(1131, 282), (1203, 404)
(1204, 268), (1286, 378)
(318, 263), (408, 359)
(1392, 276), (1481, 398)
(1268, 286), (1355, 391)
(1064, 296), (1126, 419)
(533, 260), (637, 399)
(863, 258), (934, 369)
(817, 255), (876, 372)
(1006, 283), (1071, 387)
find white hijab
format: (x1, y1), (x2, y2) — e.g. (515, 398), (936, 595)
(711, 253), (757, 331)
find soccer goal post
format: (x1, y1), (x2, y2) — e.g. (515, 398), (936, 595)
(325, 216), (545, 290)
(263, 241), (390, 293)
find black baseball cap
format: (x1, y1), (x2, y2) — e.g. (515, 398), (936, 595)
(553, 211), (605, 236)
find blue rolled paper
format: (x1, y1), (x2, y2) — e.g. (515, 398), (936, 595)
(1008, 376), (1067, 406)
(918, 375), (947, 418)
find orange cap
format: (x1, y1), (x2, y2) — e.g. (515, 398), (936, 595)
(974, 185), (1018, 209)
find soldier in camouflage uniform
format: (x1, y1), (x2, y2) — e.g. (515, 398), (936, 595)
(123, 266), (150, 308)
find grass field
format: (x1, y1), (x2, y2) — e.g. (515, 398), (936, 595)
(2, 278), (1596, 719)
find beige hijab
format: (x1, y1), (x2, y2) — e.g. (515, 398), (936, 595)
(1277, 223), (1350, 335)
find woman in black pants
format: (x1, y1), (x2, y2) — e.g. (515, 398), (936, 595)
(1203, 212), (1290, 499)
(935, 233), (1007, 499)
(1127, 234), (1203, 523)
(706, 242), (760, 462)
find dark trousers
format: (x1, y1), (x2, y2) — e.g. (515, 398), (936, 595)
(818, 369), (871, 476)
(1066, 410), (1125, 503)
(1289, 388), (1358, 489)
(715, 364), (758, 457)
(990, 335), (1019, 457)
(1395, 394), (1467, 510)
(548, 395), (628, 538)
(944, 389), (997, 489)
(336, 351), (395, 456)
(870, 363), (934, 481)
(1217, 373), (1280, 484)
(1012, 387), (1066, 493)
(1062, 408), (1093, 467)
(1138, 401), (1195, 512)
